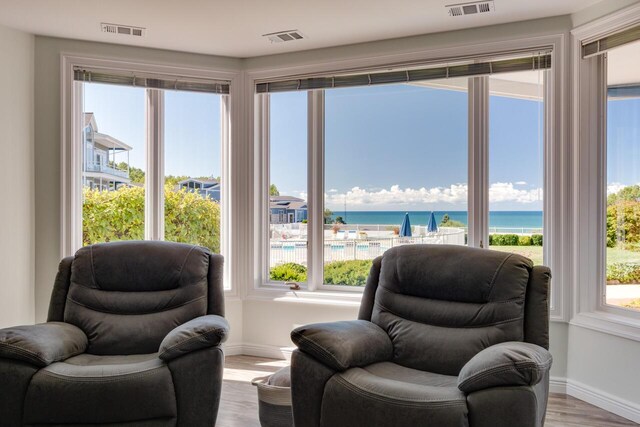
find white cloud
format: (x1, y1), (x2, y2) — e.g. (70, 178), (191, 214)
(323, 183), (542, 208)
(607, 183), (626, 195)
(515, 181), (527, 186)
(328, 188), (338, 193)
(489, 182), (542, 204)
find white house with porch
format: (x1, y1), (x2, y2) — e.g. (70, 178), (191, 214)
(82, 113), (131, 191)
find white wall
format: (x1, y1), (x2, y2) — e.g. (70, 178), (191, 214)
(0, 25), (35, 328)
(33, 36), (244, 346)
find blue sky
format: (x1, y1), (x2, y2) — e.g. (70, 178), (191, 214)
(270, 81), (544, 211)
(608, 97), (640, 192)
(84, 78), (555, 211)
(84, 83), (221, 177)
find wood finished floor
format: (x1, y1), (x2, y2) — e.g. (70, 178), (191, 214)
(218, 355), (638, 427)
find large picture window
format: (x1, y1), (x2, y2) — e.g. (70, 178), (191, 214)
(322, 81), (468, 286)
(488, 71), (544, 264)
(66, 62), (231, 289)
(257, 52), (551, 291)
(605, 40), (640, 312)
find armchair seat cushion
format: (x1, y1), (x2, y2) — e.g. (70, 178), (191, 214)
(320, 362), (468, 427)
(23, 353), (177, 425)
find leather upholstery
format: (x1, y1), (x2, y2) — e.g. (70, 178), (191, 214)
(23, 353), (177, 425)
(524, 266), (552, 349)
(159, 314), (229, 361)
(291, 320), (392, 371)
(291, 244), (552, 427)
(0, 241), (227, 427)
(457, 342), (553, 393)
(321, 364), (468, 427)
(0, 322), (87, 367)
(65, 241), (211, 355)
(372, 245), (531, 376)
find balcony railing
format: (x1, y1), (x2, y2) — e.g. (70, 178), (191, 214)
(84, 162), (129, 179)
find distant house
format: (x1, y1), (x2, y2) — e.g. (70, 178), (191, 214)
(178, 178), (221, 202)
(270, 195), (307, 224)
(82, 113), (132, 191)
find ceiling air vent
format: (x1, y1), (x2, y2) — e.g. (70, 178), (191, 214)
(101, 23), (146, 38)
(262, 30), (305, 44)
(447, 1), (495, 17)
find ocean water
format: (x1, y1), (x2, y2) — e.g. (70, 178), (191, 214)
(329, 211), (542, 229)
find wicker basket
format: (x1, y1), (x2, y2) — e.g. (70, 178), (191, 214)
(252, 366), (293, 427)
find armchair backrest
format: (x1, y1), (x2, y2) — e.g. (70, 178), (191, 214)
(358, 244), (550, 376)
(47, 241), (224, 355)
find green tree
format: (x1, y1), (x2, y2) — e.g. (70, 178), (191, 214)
(113, 162), (145, 184)
(334, 216), (346, 224)
(440, 213), (465, 228)
(608, 185), (640, 206)
(324, 208), (333, 224)
(270, 184), (280, 196)
(606, 200), (640, 249)
(165, 175), (190, 187)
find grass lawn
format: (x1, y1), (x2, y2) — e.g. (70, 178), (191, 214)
(489, 245), (640, 267)
(490, 246), (543, 265)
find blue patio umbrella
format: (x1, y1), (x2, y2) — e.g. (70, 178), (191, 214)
(399, 212), (412, 237)
(427, 211), (438, 233)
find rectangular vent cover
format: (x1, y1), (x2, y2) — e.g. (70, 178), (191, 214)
(101, 23), (146, 37)
(447, 1), (495, 17)
(263, 30), (305, 43)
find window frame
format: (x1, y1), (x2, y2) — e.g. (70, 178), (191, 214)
(250, 36), (566, 320)
(61, 54), (238, 292)
(572, 2), (640, 341)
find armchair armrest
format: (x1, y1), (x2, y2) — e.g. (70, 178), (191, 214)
(457, 342), (552, 394)
(159, 315), (229, 362)
(0, 322), (88, 367)
(291, 320), (392, 371)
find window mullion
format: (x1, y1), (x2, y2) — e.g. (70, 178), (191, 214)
(308, 90), (325, 291)
(257, 93), (271, 284)
(145, 89), (165, 241)
(468, 76), (489, 248)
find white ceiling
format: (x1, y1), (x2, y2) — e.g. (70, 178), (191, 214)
(0, 0), (601, 58)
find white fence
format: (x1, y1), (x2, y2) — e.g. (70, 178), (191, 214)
(269, 227), (466, 267)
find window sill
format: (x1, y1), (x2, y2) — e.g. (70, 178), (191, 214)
(570, 311), (640, 342)
(245, 286), (363, 307)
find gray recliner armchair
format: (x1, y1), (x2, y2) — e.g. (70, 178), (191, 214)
(291, 244), (552, 427)
(0, 241), (229, 426)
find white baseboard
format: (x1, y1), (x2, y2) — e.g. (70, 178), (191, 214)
(549, 376), (567, 394)
(224, 344), (640, 424)
(223, 342), (293, 361)
(566, 379), (640, 424)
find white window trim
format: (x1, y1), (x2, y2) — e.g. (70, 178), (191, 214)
(571, 2), (640, 341)
(247, 34), (568, 320)
(60, 53), (239, 293)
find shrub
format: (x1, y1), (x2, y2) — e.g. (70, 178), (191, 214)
(518, 235), (532, 246)
(488, 233), (542, 246)
(531, 234), (543, 246)
(324, 260), (373, 286)
(606, 262), (640, 284)
(83, 185), (221, 252)
(270, 263), (307, 282)
(490, 234), (520, 246)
